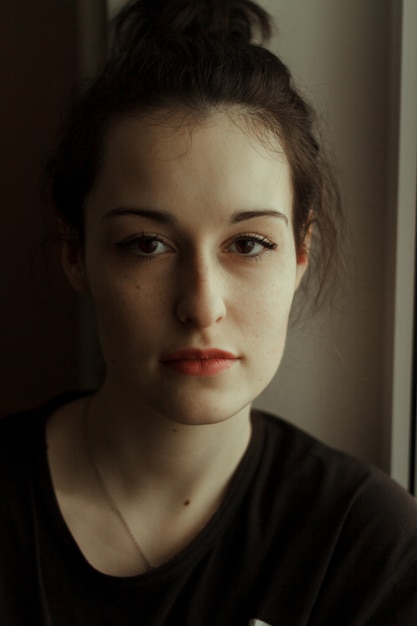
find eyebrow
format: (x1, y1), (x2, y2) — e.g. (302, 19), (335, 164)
(231, 209), (288, 225)
(102, 207), (288, 226)
(102, 207), (177, 224)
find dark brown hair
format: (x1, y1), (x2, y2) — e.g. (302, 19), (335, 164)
(48, 0), (343, 307)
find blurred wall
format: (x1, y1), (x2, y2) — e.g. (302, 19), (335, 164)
(255, 0), (395, 471)
(0, 1), (80, 414)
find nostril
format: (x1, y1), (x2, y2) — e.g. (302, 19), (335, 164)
(175, 288), (226, 328)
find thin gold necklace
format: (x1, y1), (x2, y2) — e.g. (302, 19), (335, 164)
(83, 400), (154, 572)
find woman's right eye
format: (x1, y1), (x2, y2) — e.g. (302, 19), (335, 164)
(116, 234), (172, 258)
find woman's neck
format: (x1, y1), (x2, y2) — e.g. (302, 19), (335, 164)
(47, 388), (253, 574)
(86, 385), (252, 508)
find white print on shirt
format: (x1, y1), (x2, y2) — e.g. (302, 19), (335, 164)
(248, 620), (272, 626)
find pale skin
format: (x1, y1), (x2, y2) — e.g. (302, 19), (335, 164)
(47, 110), (308, 576)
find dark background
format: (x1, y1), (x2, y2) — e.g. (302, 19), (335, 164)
(0, 1), (80, 414)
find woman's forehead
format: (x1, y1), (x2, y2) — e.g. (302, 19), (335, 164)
(97, 111), (289, 188)
(88, 110), (293, 225)
(103, 108), (287, 161)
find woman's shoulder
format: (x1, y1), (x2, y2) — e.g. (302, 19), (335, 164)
(252, 407), (417, 538)
(0, 391), (90, 467)
(251, 409), (417, 623)
(0, 402), (44, 460)
(253, 407), (407, 486)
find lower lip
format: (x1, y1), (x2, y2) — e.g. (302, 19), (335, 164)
(162, 358), (237, 377)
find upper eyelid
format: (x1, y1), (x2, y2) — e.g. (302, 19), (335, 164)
(116, 233), (173, 256)
(117, 231), (164, 241)
(229, 232), (275, 240)
(225, 232), (277, 246)
(115, 232), (278, 250)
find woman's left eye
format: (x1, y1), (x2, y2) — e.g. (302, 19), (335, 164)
(227, 235), (277, 257)
(116, 234), (172, 257)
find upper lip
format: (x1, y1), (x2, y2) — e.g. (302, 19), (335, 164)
(161, 348), (239, 361)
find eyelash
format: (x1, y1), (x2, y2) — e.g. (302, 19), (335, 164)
(228, 233), (278, 259)
(116, 232), (278, 261)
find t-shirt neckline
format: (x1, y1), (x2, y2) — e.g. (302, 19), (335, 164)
(34, 392), (265, 585)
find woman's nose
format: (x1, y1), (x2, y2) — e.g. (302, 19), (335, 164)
(175, 256), (227, 329)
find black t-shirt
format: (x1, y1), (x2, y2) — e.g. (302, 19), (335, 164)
(1, 393), (417, 625)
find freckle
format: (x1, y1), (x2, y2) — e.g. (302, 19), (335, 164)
(184, 500), (190, 507)
(172, 428), (177, 433)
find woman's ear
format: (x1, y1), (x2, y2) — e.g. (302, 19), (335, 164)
(61, 226), (89, 294)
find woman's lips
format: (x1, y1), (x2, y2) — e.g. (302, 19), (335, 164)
(160, 349), (239, 377)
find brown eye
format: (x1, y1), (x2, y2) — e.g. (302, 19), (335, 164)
(117, 235), (172, 257)
(228, 235), (277, 257)
(234, 239), (257, 254)
(137, 238), (161, 254)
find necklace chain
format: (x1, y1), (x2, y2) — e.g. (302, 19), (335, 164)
(83, 400), (154, 571)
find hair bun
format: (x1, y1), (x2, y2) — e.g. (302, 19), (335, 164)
(111, 0), (271, 55)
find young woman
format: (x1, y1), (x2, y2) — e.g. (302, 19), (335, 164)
(1, 1), (416, 624)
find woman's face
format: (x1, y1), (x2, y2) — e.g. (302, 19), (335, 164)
(65, 111), (307, 426)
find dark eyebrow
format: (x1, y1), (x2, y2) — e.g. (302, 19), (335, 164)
(101, 207), (178, 224)
(102, 206), (288, 226)
(230, 209), (288, 226)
